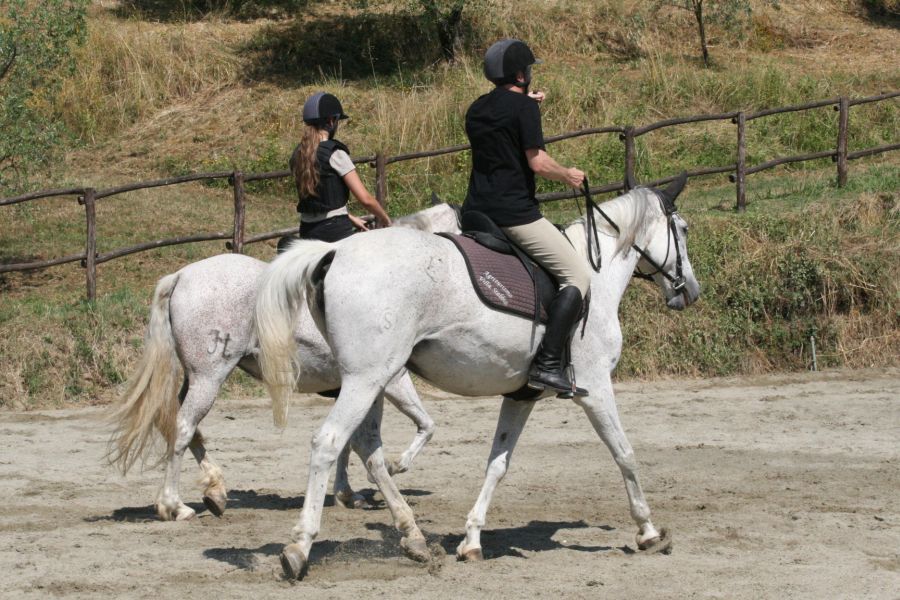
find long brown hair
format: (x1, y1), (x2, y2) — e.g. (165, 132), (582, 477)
(292, 124), (322, 199)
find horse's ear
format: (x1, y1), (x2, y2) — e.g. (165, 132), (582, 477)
(659, 171), (688, 213)
(430, 191), (442, 206)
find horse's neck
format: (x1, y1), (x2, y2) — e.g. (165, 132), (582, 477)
(588, 233), (641, 313)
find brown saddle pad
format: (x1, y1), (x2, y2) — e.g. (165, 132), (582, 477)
(439, 233), (550, 322)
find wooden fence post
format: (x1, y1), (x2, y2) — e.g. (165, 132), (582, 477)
(622, 126), (636, 190)
(836, 96), (850, 187)
(80, 188), (97, 301)
(375, 152), (387, 207)
(231, 170), (245, 253)
(735, 112), (747, 212)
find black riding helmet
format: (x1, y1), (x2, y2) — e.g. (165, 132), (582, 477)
(302, 92), (349, 126)
(483, 39), (542, 86)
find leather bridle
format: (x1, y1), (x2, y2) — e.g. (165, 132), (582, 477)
(580, 179), (687, 294)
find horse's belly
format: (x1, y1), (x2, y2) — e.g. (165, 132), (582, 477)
(407, 322), (538, 396)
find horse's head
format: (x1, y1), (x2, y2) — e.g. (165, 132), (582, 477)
(637, 174), (701, 311)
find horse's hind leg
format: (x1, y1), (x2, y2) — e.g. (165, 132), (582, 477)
(188, 430), (227, 517)
(156, 377), (220, 521)
(332, 441), (368, 509)
(280, 379), (427, 580)
(456, 397), (535, 561)
(383, 371), (435, 476)
(575, 376), (670, 553)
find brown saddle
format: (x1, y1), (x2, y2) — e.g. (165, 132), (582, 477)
(437, 211), (556, 324)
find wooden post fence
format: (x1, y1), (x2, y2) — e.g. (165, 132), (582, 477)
(836, 96), (850, 187)
(231, 170), (245, 254)
(375, 152), (387, 207)
(622, 126), (636, 191)
(2, 91), (897, 300)
(735, 112), (747, 212)
(79, 188), (97, 302)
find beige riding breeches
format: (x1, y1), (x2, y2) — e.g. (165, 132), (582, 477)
(502, 217), (591, 297)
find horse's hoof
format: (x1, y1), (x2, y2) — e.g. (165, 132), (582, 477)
(202, 494), (226, 517)
(335, 491), (370, 510)
(280, 544), (308, 580)
(400, 536), (431, 563)
(637, 528), (673, 555)
(456, 547), (484, 562)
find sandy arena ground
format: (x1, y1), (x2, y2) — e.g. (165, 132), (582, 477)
(1, 368), (898, 599)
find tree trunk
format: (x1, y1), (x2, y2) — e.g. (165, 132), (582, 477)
(436, 5), (464, 61)
(693, 0), (709, 67)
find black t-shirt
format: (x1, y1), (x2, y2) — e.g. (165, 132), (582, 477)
(462, 87), (545, 227)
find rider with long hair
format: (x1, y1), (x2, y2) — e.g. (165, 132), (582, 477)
(289, 92), (390, 244)
(462, 39), (591, 396)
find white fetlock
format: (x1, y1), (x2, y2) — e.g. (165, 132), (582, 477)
(335, 490), (369, 509)
(157, 501), (195, 522)
(636, 525), (672, 554)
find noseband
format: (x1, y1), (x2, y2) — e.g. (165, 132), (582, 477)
(580, 180), (686, 293)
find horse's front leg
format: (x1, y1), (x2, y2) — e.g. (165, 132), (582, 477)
(456, 397), (536, 561)
(575, 376), (672, 554)
(383, 370), (435, 475)
(348, 395), (430, 562)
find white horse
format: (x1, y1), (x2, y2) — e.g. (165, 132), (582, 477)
(255, 177), (701, 579)
(107, 203), (460, 521)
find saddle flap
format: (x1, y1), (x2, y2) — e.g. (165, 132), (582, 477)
(438, 232), (555, 323)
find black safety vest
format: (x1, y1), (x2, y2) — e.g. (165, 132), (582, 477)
(292, 139), (351, 214)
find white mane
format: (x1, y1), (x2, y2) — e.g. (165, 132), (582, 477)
(565, 187), (656, 261)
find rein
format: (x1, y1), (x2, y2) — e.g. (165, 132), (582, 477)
(579, 179), (686, 293)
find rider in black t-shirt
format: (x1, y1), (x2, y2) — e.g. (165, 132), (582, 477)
(463, 39), (592, 396)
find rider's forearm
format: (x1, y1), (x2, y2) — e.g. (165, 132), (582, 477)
(528, 150), (572, 183)
(356, 192), (391, 225)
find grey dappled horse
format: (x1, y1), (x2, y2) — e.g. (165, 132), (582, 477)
(256, 178), (701, 579)
(108, 204), (460, 521)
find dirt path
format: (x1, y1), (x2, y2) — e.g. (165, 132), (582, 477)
(2, 369), (898, 599)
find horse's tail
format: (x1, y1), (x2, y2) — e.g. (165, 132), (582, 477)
(255, 240), (336, 428)
(107, 272), (184, 474)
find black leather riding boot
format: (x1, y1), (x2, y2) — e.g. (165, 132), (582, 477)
(528, 285), (588, 396)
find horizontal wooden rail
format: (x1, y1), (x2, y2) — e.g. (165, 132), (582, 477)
(745, 97), (841, 121)
(228, 226), (298, 248)
(95, 172), (233, 199)
(847, 142), (900, 160)
(731, 150), (837, 180)
(848, 90), (900, 107)
(537, 182), (625, 203)
(634, 112), (739, 136)
(0, 187), (86, 207)
(0, 252), (86, 273)
(93, 232), (232, 264)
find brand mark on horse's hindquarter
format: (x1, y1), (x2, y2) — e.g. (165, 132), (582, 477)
(207, 329), (231, 357)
